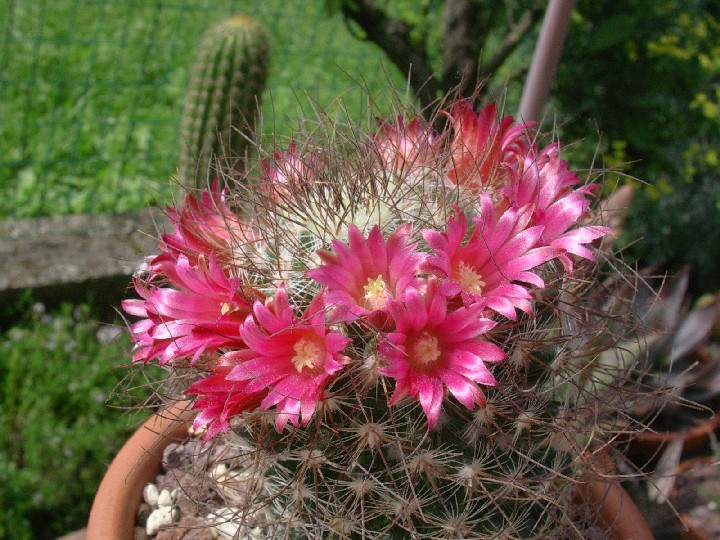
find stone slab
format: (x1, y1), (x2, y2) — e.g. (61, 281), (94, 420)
(0, 209), (169, 324)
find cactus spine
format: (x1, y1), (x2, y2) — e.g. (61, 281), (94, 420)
(177, 15), (270, 189)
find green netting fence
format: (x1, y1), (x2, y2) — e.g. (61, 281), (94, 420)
(0, 0), (406, 218)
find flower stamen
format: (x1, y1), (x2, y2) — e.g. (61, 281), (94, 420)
(413, 332), (441, 365)
(292, 338), (323, 373)
(363, 275), (390, 310)
(455, 261), (485, 295)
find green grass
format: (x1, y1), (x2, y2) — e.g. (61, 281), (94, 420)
(0, 2), (404, 536)
(0, 0), (406, 218)
(0, 299), (159, 539)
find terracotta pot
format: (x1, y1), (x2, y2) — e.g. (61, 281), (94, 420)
(626, 410), (720, 468)
(87, 407), (654, 540)
(574, 451), (654, 540)
(577, 479), (654, 540)
(86, 401), (195, 539)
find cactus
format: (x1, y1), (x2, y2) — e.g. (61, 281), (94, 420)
(177, 15), (270, 189)
(128, 101), (653, 538)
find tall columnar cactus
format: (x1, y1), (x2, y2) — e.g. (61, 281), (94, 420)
(177, 15), (270, 189)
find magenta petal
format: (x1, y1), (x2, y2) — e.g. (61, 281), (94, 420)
(460, 341), (506, 363)
(440, 370), (482, 409)
(308, 224), (423, 321)
(379, 276), (504, 429)
(417, 375), (444, 428)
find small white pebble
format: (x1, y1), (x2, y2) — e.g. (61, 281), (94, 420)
(214, 469), (255, 504)
(208, 509), (241, 539)
(213, 521), (241, 540)
(157, 488), (173, 507)
(212, 463), (228, 479)
(146, 506), (176, 535)
(142, 483), (159, 507)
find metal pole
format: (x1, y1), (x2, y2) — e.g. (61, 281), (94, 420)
(518, 0), (576, 124)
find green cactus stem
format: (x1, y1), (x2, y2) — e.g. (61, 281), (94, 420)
(177, 14), (270, 189)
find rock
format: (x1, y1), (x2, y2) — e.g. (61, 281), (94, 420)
(175, 478), (218, 517)
(0, 209), (169, 324)
(207, 508), (238, 539)
(136, 502), (153, 527)
(146, 506), (178, 536)
(143, 483), (160, 507)
(162, 442), (185, 470)
(156, 472), (181, 492)
(155, 516), (215, 540)
(157, 488), (174, 507)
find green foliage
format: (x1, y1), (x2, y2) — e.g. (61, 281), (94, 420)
(0, 302), (154, 539)
(177, 15), (270, 189)
(331, 0), (542, 109)
(0, 0), (407, 218)
(0, 1), (189, 217)
(628, 153), (720, 293)
(554, 0), (720, 293)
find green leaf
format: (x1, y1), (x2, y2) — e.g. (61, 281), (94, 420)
(587, 14), (636, 53)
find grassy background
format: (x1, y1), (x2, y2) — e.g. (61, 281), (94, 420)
(0, 0), (406, 218)
(0, 299), (160, 539)
(0, 1), (408, 537)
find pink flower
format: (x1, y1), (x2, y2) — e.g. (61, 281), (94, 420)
(122, 254), (262, 365)
(260, 141), (318, 202)
(423, 201), (560, 319)
(154, 182), (257, 271)
(226, 285), (351, 431)
(184, 352), (267, 442)
(377, 278), (506, 428)
(306, 224), (425, 325)
(504, 144), (610, 271)
(445, 101), (532, 189)
(374, 116), (437, 174)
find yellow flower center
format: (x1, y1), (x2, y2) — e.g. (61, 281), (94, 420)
(220, 302), (232, 315)
(292, 338), (323, 373)
(456, 261), (485, 295)
(363, 275), (390, 310)
(413, 332), (441, 365)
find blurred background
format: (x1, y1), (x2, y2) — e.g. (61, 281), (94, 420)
(0, 1), (718, 537)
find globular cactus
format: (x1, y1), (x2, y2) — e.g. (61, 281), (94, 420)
(177, 15), (270, 189)
(129, 101), (652, 538)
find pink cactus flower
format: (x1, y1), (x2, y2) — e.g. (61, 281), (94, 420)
(504, 144), (610, 271)
(185, 352), (267, 443)
(155, 182), (257, 271)
(306, 224), (425, 325)
(260, 141), (318, 202)
(122, 253), (262, 365)
(226, 285), (351, 431)
(423, 201), (560, 319)
(374, 116), (437, 175)
(445, 101), (532, 189)
(377, 278), (506, 428)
